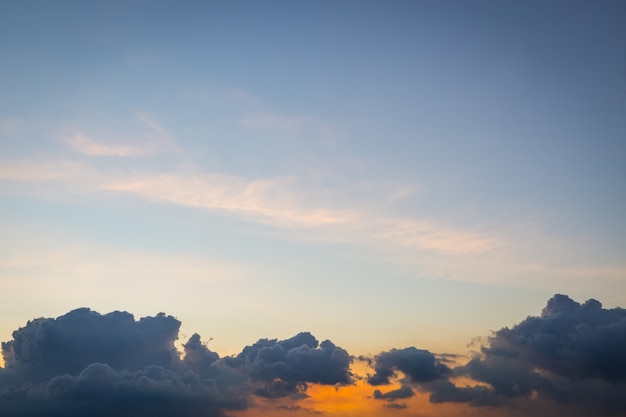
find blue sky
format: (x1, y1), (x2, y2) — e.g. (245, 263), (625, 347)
(1, 0), (625, 358)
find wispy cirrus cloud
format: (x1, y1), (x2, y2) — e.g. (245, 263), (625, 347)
(63, 112), (178, 157)
(7, 155), (618, 287)
(0, 155), (497, 257)
(64, 132), (143, 157)
(104, 174), (353, 228)
(3, 109), (621, 288)
(103, 172), (497, 256)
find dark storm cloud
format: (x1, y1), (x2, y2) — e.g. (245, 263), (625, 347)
(229, 332), (352, 397)
(0, 308), (353, 416)
(367, 347), (450, 385)
(428, 294), (626, 416)
(372, 385), (414, 399)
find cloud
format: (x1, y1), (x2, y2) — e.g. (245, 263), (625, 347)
(64, 132), (143, 157)
(3, 153), (619, 286)
(1, 308), (180, 383)
(372, 385), (414, 399)
(383, 402), (408, 409)
(182, 333), (220, 374)
(4, 109), (621, 288)
(426, 379), (501, 406)
(360, 294), (626, 416)
(368, 347), (451, 385)
(428, 294), (626, 415)
(103, 173), (352, 228)
(275, 404), (323, 414)
(0, 309), (352, 416)
(0, 308), (245, 417)
(2, 296), (625, 416)
(103, 172), (498, 256)
(5, 157), (559, 289)
(63, 112), (178, 157)
(373, 218), (497, 254)
(40, 363), (242, 417)
(227, 333), (353, 398)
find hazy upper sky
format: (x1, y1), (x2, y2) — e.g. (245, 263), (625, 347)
(1, 3), (625, 414)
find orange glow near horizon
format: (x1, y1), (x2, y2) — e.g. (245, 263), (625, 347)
(232, 381), (506, 417)
(231, 360), (506, 417)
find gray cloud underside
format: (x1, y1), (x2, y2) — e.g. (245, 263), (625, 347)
(367, 294), (626, 416)
(1, 294), (625, 416)
(0, 309), (350, 416)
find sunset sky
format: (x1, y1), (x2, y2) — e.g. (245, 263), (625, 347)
(1, 1), (625, 416)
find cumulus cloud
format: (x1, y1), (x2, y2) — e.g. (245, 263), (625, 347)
(0, 309), (244, 417)
(1, 308), (180, 382)
(2, 295), (624, 416)
(362, 294), (626, 416)
(21, 363), (241, 417)
(227, 332), (352, 398)
(372, 385), (414, 399)
(367, 347), (451, 385)
(0, 309), (349, 416)
(429, 294), (626, 415)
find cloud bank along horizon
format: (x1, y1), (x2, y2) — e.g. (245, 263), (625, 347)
(1, 294), (625, 417)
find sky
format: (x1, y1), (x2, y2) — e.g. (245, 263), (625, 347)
(1, 1), (625, 416)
